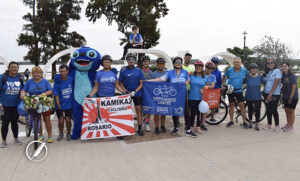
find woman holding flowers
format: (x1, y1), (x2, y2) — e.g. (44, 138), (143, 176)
(20, 66), (53, 143)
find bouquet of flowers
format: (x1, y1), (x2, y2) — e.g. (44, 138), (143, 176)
(24, 93), (54, 114)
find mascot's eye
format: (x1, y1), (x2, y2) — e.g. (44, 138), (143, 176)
(86, 50), (97, 58)
(72, 51), (79, 58)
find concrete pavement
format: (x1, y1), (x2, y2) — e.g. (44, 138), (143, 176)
(1, 105), (300, 181)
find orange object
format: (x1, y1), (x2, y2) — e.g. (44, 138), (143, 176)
(202, 88), (221, 109)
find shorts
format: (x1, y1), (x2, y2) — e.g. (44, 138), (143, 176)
(283, 98), (298, 110)
(42, 110), (51, 117)
(56, 109), (72, 118)
(228, 92), (245, 103)
(132, 97), (142, 106)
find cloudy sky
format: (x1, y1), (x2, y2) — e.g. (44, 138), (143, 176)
(0, 0), (299, 62)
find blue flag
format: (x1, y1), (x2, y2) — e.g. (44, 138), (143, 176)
(142, 81), (186, 116)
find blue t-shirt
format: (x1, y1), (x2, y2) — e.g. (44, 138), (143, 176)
(141, 68), (152, 80)
(212, 68), (222, 88)
(119, 67), (144, 97)
(0, 74), (23, 106)
(224, 67), (248, 93)
(161, 69), (189, 83)
(189, 74), (208, 100)
(207, 74), (216, 86)
(23, 78), (52, 96)
(264, 69), (282, 95)
(151, 70), (167, 79)
(53, 76), (73, 110)
(281, 73), (298, 100)
(96, 70), (117, 97)
(245, 75), (263, 101)
(129, 33), (143, 44)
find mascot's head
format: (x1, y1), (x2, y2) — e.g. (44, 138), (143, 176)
(70, 46), (101, 71)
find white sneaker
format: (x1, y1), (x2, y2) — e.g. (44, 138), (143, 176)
(0, 141), (7, 148)
(145, 123), (151, 132)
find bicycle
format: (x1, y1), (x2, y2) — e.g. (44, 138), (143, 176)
(24, 94), (54, 149)
(206, 85), (267, 125)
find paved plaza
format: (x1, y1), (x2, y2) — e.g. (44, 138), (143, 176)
(1, 103), (300, 181)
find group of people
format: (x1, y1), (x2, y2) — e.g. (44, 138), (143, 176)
(0, 51), (298, 148)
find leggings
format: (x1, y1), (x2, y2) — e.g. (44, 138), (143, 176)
(246, 100), (261, 123)
(188, 100), (201, 129)
(265, 94), (280, 126)
(1, 106), (19, 140)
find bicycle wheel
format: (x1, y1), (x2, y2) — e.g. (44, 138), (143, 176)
(33, 115), (39, 150)
(206, 100), (228, 125)
(245, 100), (267, 123)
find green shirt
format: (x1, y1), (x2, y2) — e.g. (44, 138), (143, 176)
(182, 64), (195, 90)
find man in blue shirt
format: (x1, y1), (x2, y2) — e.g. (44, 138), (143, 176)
(53, 64), (73, 141)
(119, 53), (144, 136)
(222, 57), (248, 128)
(121, 26), (143, 60)
(211, 57), (222, 89)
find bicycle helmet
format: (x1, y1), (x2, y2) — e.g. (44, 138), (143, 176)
(102, 55), (112, 62)
(126, 53), (137, 60)
(205, 61), (215, 69)
(194, 60), (204, 66)
(248, 63), (258, 69)
(141, 55), (150, 62)
(173, 56), (183, 64)
(156, 57), (166, 63)
(211, 56), (220, 64)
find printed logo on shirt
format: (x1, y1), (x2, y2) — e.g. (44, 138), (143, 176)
(5, 81), (21, 95)
(62, 84), (72, 99)
(101, 77), (116, 83)
(127, 73), (134, 77)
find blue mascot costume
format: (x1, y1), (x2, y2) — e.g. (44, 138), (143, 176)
(69, 46), (102, 140)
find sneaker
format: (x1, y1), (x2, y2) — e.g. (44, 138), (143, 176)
(66, 134), (71, 141)
(284, 126), (294, 133)
(0, 141), (7, 148)
(57, 134), (63, 141)
(197, 127), (203, 134)
(273, 125), (280, 132)
(155, 127), (160, 135)
(242, 122), (248, 129)
(255, 124), (260, 131)
(14, 139), (22, 146)
(200, 125), (208, 131)
(47, 137), (54, 143)
(161, 126), (167, 133)
(171, 128), (178, 134)
(226, 121), (234, 128)
(210, 119), (217, 122)
(38, 136), (44, 141)
(248, 123), (253, 129)
(281, 124), (288, 130)
(137, 129), (144, 136)
(263, 124), (272, 130)
(145, 123), (151, 132)
(186, 130), (197, 137)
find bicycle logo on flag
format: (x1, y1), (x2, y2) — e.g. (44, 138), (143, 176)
(153, 85), (177, 96)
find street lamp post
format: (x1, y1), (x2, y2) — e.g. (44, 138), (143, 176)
(243, 31), (247, 63)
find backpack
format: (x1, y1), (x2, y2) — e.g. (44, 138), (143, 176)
(0, 72), (24, 91)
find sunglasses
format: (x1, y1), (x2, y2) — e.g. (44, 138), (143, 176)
(266, 62), (274, 65)
(157, 62), (165, 65)
(206, 67), (212, 70)
(174, 61), (182, 64)
(127, 58), (136, 61)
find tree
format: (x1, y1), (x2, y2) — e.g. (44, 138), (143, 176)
(253, 35), (294, 65)
(86, 0), (168, 49)
(17, 0), (86, 78)
(227, 46), (255, 68)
